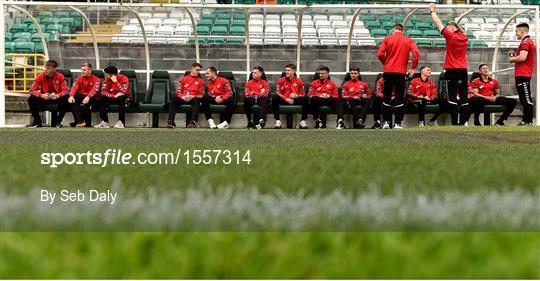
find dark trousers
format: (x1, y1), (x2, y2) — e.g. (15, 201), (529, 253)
(99, 95), (126, 123)
(382, 73), (406, 124)
(200, 95), (234, 123)
(344, 98), (370, 122)
(469, 97), (517, 123)
(408, 99), (440, 122)
(243, 96), (269, 123)
(445, 68), (470, 125)
(515, 76), (534, 123)
(372, 96), (383, 122)
(272, 96), (308, 121)
(70, 94), (96, 124)
(310, 96), (344, 120)
(28, 94), (69, 125)
(168, 95), (201, 122)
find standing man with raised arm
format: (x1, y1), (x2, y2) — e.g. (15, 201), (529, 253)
(430, 3), (470, 126)
(509, 23), (536, 126)
(377, 23), (420, 129)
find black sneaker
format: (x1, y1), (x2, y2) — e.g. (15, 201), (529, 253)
(247, 121), (254, 129)
(54, 122), (63, 128)
(25, 121), (42, 128)
(69, 122), (77, 128)
(474, 120), (482, 126)
(166, 121), (176, 129)
(495, 120), (505, 126)
(255, 119), (265, 129)
(371, 121), (381, 129)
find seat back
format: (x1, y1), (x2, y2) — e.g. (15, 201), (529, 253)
(145, 70), (171, 105)
(437, 71), (448, 99)
(119, 69), (138, 103)
(57, 69), (73, 88)
(470, 72), (481, 82)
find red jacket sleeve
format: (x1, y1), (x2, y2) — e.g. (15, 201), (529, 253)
(222, 80), (232, 100)
(308, 81), (317, 97)
(176, 78), (184, 97)
(297, 80), (305, 96)
(375, 79), (383, 97)
(408, 78), (419, 98)
(263, 80), (270, 96)
(332, 82), (338, 98)
(58, 78), (68, 97)
(69, 77), (81, 97)
(377, 39), (387, 65)
(364, 84), (373, 98)
(429, 80), (437, 100)
(342, 82), (350, 98)
(30, 75), (43, 97)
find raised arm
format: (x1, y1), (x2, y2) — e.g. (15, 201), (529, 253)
(429, 3), (444, 32)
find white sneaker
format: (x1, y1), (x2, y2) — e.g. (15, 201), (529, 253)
(418, 121), (425, 127)
(208, 119), (217, 129)
(427, 120), (438, 126)
(393, 123), (404, 129)
(274, 120), (282, 129)
(382, 121), (390, 129)
(298, 120), (308, 129)
(94, 121), (109, 128)
(463, 121), (469, 127)
(114, 120), (124, 128)
(217, 121), (229, 129)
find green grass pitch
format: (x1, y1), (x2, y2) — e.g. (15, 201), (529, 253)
(1, 127), (539, 278)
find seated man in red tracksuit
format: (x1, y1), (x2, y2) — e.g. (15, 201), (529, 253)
(406, 66), (440, 126)
(95, 66), (130, 128)
(309, 66), (345, 129)
(243, 66), (270, 129)
(272, 64), (309, 129)
(167, 63), (205, 129)
(201, 66), (235, 129)
(26, 59), (69, 128)
(341, 67), (372, 129)
(469, 64), (517, 126)
(68, 63), (101, 128)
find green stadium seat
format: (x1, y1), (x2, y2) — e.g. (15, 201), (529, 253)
(10, 23), (28, 33)
(231, 19), (245, 27)
(41, 18), (59, 26)
(14, 42), (35, 53)
(196, 25), (211, 35)
(198, 18), (214, 28)
(226, 38), (245, 44)
(211, 26), (228, 35)
(58, 18), (75, 33)
(27, 24), (46, 33)
(140, 70), (171, 127)
(31, 33), (50, 42)
(405, 29), (423, 38)
(73, 18), (83, 30)
(5, 42), (15, 53)
(216, 13), (232, 20)
(415, 22), (432, 31)
(370, 29), (387, 37)
(377, 15), (393, 22)
(34, 42), (44, 53)
(381, 21), (395, 31)
(46, 24), (63, 35)
(229, 26), (245, 36)
(207, 37), (226, 44)
(364, 21), (381, 29)
(361, 15), (376, 22)
(416, 40), (433, 47)
(24, 18), (40, 25)
(393, 15), (405, 23)
(5, 32), (13, 42)
(409, 16), (423, 24)
(433, 40), (446, 47)
(214, 19), (230, 28)
(423, 30), (441, 38)
(13, 32), (32, 42)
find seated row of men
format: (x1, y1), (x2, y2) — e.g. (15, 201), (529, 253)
(26, 60), (517, 129)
